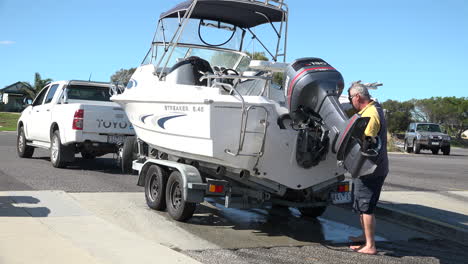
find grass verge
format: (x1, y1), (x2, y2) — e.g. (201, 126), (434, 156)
(0, 112), (20, 131)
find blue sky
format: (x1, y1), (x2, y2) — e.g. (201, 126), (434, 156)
(1, 0), (467, 102)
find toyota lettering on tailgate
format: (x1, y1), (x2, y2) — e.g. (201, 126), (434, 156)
(96, 119), (131, 129)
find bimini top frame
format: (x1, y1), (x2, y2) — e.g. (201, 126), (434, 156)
(150, 0), (288, 79)
(160, 0), (287, 28)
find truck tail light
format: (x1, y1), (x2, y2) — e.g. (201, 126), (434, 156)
(72, 109), (84, 130)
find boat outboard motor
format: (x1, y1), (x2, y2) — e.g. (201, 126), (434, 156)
(283, 58), (378, 177)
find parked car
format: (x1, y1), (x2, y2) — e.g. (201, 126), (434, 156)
(17, 80), (137, 171)
(404, 122), (451, 155)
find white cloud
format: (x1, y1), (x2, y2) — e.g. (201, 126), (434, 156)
(0, 40), (15, 45)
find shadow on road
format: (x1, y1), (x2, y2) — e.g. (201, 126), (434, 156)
(30, 156), (127, 175)
(0, 196), (50, 217)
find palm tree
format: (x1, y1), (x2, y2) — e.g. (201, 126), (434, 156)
(21, 73), (53, 100)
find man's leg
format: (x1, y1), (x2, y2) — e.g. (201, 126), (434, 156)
(349, 214), (365, 243)
(357, 213), (377, 254)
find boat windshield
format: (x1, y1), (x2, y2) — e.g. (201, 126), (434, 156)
(142, 16), (284, 72)
(143, 43), (250, 72)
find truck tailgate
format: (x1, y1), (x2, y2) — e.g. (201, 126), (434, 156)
(81, 104), (134, 135)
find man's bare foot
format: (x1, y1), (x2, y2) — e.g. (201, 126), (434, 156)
(348, 235), (365, 243)
(349, 244), (364, 251)
(357, 246), (377, 255)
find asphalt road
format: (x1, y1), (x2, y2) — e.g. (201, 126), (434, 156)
(384, 149), (468, 192)
(1, 131), (468, 263)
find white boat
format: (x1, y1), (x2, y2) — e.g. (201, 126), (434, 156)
(112, 0), (378, 214)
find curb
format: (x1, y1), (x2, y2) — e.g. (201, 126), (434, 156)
(374, 203), (468, 246)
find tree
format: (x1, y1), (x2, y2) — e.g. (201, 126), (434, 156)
(21, 73), (53, 100)
(245, 51), (284, 86)
(382, 100), (414, 134)
(110, 68), (136, 86)
(413, 97), (467, 138)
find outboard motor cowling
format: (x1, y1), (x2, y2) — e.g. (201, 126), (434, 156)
(284, 58), (378, 177)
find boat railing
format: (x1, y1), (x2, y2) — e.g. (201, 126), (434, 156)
(249, 0), (287, 11)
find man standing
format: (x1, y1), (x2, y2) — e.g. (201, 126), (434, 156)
(347, 81), (389, 255)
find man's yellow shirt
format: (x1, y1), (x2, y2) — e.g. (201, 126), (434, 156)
(358, 101), (380, 137)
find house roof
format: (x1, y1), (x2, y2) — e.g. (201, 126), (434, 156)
(0, 82), (29, 95)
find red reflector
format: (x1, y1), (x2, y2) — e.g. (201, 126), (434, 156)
(215, 185), (224, 193)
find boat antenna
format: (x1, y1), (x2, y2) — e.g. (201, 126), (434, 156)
(88, 73), (92, 81)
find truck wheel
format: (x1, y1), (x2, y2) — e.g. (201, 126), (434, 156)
(166, 171), (196, 222)
(17, 127), (34, 158)
(404, 140), (413, 153)
(299, 206), (327, 218)
(145, 165), (168, 210)
(414, 140), (421, 154)
(50, 130), (73, 168)
(121, 136), (138, 173)
(431, 148), (439, 155)
(81, 151), (95, 160)
(442, 146), (450, 155)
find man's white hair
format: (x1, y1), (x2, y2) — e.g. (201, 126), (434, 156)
(349, 80), (370, 100)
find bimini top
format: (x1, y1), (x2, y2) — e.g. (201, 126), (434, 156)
(160, 0), (286, 28)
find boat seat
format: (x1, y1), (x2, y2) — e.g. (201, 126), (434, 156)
(165, 56), (213, 86)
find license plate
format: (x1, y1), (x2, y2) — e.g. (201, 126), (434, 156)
(331, 191), (352, 204)
(107, 135), (126, 144)
(431, 142), (439, 145)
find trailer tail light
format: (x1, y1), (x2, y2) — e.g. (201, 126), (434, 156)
(337, 182), (350, 192)
(72, 109), (84, 130)
(209, 184), (224, 193)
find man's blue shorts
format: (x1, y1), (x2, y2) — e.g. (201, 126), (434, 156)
(352, 174), (387, 214)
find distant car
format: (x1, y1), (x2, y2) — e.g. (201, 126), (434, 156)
(404, 123), (451, 155)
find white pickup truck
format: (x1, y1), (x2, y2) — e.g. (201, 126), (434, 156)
(17, 80), (136, 170)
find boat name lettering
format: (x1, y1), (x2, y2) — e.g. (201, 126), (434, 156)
(96, 119), (129, 129)
(164, 105), (204, 112)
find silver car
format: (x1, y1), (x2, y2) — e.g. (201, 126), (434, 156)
(404, 123), (451, 155)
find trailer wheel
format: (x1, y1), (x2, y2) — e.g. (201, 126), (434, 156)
(166, 171), (196, 222)
(144, 165), (168, 210)
(50, 130), (73, 168)
(17, 126), (34, 158)
(121, 136), (138, 173)
(299, 206), (327, 218)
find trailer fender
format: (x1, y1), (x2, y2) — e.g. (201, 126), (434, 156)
(135, 158), (205, 203)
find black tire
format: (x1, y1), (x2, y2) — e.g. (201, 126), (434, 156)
(166, 171), (196, 222)
(17, 126), (34, 158)
(50, 130), (73, 168)
(121, 136), (138, 173)
(414, 141), (421, 154)
(442, 146), (451, 155)
(431, 148), (439, 155)
(299, 206), (327, 218)
(404, 140), (413, 153)
(81, 151), (95, 160)
(144, 165), (168, 210)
